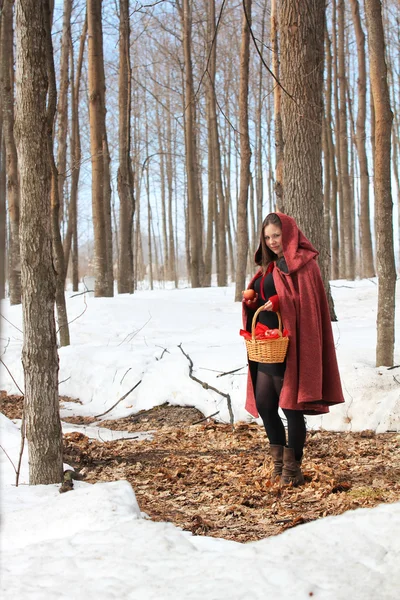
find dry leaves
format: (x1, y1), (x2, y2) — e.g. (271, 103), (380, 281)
(2, 395), (400, 542)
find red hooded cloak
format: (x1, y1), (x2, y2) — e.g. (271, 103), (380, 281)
(243, 213), (345, 417)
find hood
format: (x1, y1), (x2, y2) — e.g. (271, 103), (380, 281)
(255, 212), (318, 273)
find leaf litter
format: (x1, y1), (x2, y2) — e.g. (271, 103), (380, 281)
(2, 393), (400, 543)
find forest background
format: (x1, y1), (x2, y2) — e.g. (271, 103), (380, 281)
(0, 0), (399, 486)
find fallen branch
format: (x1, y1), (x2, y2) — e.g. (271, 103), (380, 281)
(217, 366), (246, 378)
(70, 289), (94, 298)
(178, 343), (234, 427)
(95, 380), (142, 419)
(387, 365), (400, 371)
(192, 411), (220, 425)
(155, 345), (170, 361)
(0, 313), (23, 334)
(117, 315), (152, 347)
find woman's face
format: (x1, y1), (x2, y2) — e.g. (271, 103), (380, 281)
(264, 223), (283, 257)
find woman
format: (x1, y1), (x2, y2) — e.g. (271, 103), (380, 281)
(242, 213), (345, 486)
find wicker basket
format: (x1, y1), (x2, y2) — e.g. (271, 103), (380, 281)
(245, 306), (289, 364)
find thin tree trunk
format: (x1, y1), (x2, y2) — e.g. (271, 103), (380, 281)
(0, 0), (21, 305)
(180, 0), (203, 288)
(117, 0), (134, 294)
(44, 3), (70, 347)
(87, 0), (110, 297)
(349, 0), (375, 278)
(0, 127), (5, 297)
(325, 24), (339, 280)
(365, 0), (396, 366)
(271, 0), (284, 211)
(15, 0), (63, 484)
(64, 14), (87, 291)
(338, 0), (355, 279)
(234, 0), (252, 302)
(56, 0), (72, 231)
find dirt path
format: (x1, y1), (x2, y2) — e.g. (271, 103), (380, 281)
(2, 393), (400, 543)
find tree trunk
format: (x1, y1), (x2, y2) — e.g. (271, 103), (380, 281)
(64, 14), (87, 291)
(14, 0), (63, 484)
(338, 0), (355, 279)
(234, 0), (252, 302)
(365, 0), (396, 366)
(349, 0), (375, 278)
(0, 126), (5, 298)
(280, 0), (336, 317)
(325, 25), (339, 280)
(117, 0), (134, 294)
(56, 0), (72, 231)
(0, 0), (21, 305)
(43, 2), (70, 348)
(271, 0), (284, 211)
(180, 0), (203, 288)
(87, 0), (111, 297)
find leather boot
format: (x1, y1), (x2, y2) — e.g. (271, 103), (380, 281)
(281, 447), (305, 486)
(270, 444), (284, 479)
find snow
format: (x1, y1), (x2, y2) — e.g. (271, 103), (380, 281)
(1, 278), (400, 598)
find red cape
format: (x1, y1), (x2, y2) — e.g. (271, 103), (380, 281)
(243, 213), (345, 417)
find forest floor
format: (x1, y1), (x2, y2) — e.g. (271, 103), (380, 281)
(2, 391), (400, 543)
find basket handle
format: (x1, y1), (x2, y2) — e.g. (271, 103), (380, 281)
(251, 306), (283, 340)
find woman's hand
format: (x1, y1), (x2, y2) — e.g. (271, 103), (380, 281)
(242, 290), (258, 306)
(262, 300), (274, 311)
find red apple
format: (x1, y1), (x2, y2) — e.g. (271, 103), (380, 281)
(243, 289), (256, 300)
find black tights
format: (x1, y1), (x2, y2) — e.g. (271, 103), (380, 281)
(255, 370), (306, 461)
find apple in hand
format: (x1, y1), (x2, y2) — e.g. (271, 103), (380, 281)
(243, 289), (256, 301)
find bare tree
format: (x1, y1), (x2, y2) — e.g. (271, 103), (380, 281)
(117, 0), (134, 294)
(235, 0), (252, 302)
(87, 0), (113, 297)
(365, 0), (396, 366)
(64, 13), (87, 291)
(14, 0), (63, 484)
(0, 0), (21, 305)
(349, 0), (375, 278)
(178, 0), (204, 288)
(279, 0), (336, 315)
(56, 0), (72, 230)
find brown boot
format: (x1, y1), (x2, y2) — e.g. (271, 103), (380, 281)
(270, 444), (284, 479)
(281, 447), (305, 486)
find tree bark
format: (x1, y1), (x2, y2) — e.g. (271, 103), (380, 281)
(43, 2), (70, 348)
(14, 0), (63, 484)
(365, 0), (396, 366)
(117, 0), (134, 294)
(56, 0), (72, 231)
(349, 0), (375, 278)
(64, 14), (87, 291)
(0, 0), (21, 305)
(338, 0), (355, 279)
(87, 0), (112, 297)
(234, 0), (252, 302)
(0, 126), (5, 298)
(180, 0), (204, 288)
(271, 0), (284, 211)
(280, 0), (336, 317)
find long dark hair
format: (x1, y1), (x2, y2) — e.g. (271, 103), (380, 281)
(256, 213), (282, 272)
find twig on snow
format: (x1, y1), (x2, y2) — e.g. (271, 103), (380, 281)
(155, 345), (170, 361)
(94, 380), (142, 419)
(217, 366), (246, 378)
(117, 315), (152, 347)
(177, 343), (234, 427)
(387, 365), (400, 371)
(192, 411), (220, 426)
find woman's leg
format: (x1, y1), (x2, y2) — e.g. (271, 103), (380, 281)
(255, 370), (286, 446)
(282, 409), (306, 462)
